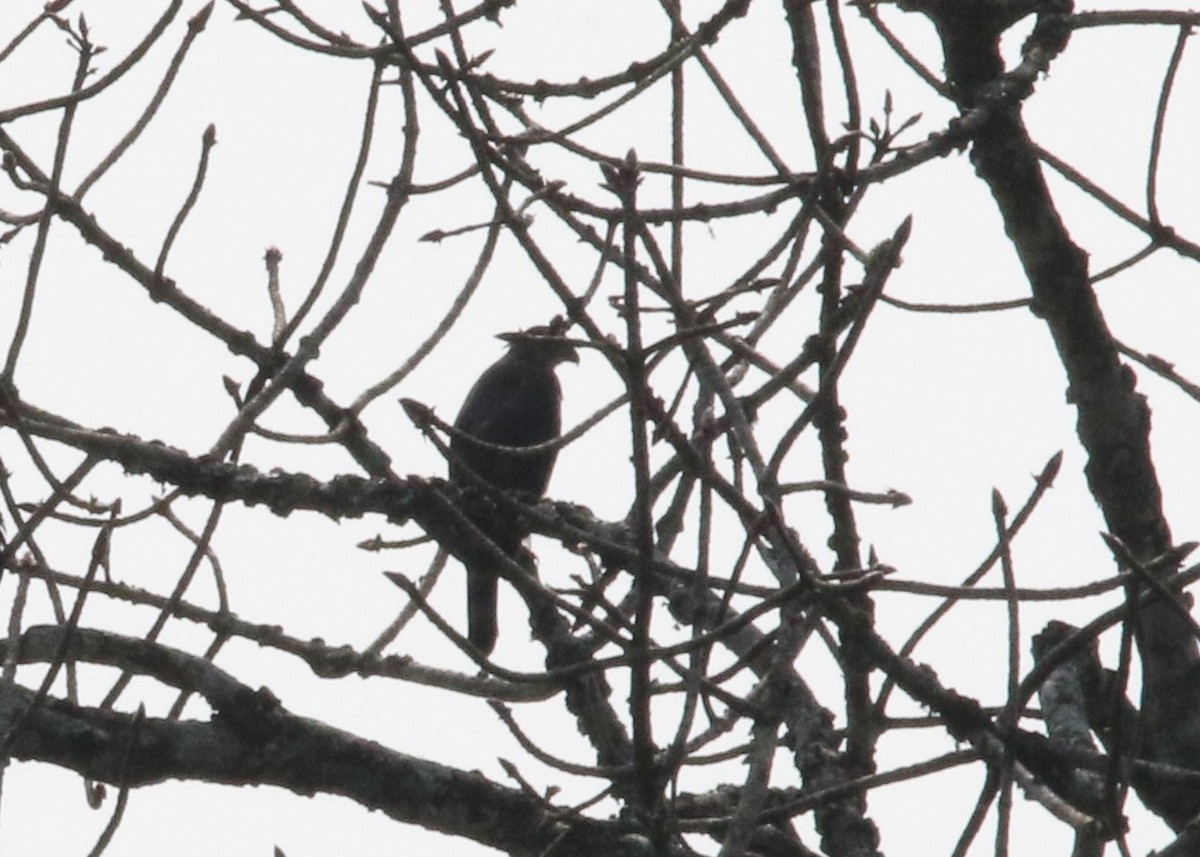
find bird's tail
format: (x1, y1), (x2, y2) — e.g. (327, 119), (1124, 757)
(467, 564), (499, 654)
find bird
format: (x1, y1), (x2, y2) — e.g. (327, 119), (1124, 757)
(450, 325), (578, 654)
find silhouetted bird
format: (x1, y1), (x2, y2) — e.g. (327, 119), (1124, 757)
(450, 326), (578, 654)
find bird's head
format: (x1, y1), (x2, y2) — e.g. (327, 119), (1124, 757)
(498, 325), (580, 366)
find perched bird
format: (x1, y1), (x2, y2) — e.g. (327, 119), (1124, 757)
(450, 326), (578, 654)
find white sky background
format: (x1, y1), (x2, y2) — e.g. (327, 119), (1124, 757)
(0, 1), (1196, 854)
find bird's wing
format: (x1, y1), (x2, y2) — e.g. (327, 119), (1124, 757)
(451, 355), (562, 495)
